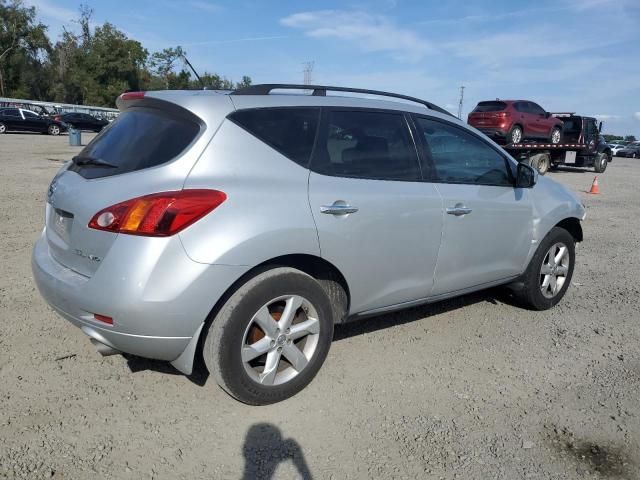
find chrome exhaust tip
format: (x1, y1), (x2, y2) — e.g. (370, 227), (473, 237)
(90, 338), (121, 357)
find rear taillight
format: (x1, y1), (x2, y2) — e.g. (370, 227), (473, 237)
(120, 91), (146, 101)
(489, 112), (509, 118)
(88, 190), (227, 236)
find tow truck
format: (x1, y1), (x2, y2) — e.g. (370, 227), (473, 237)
(503, 113), (611, 175)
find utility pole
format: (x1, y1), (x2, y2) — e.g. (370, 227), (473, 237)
(457, 85), (465, 119)
(303, 61), (314, 85)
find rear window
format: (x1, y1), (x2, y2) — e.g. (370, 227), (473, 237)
(472, 101), (507, 113)
(228, 108), (320, 167)
(68, 107), (200, 179)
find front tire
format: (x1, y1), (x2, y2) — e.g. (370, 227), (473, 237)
(47, 124), (61, 136)
(515, 227), (575, 310)
(0, 122), (6, 134)
(203, 267), (334, 405)
(594, 152), (608, 173)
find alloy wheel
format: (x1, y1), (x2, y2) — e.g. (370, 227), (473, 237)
(241, 294), (320, 386)
(540, 242), (570, 298)
(0, 123), (6, 134)
(551, 129), (561, 144)
(511, 127), (522, 144)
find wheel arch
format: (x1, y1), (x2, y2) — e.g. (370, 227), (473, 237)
(187, 254), (351, 376)
(555, 217), (583, 243)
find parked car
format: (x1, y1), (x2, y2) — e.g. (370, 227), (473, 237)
(33, 85), (585, 405)
(616, 143), (640, 158)
(51, 112), (109, 132)
(610, 144), (628, 156)
(468, 100), (564, 145)
(0, 107), (66, 135)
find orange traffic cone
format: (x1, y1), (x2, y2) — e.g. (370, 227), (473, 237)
(588, 176), (600, 194)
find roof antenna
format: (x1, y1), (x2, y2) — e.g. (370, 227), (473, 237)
(180, 53), (204, 89)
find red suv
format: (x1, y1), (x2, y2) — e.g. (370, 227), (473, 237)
(468, 100), (564, 145)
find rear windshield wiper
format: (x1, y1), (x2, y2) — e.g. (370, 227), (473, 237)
(72, 155), (118, 168)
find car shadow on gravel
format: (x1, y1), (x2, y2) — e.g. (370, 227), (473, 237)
(334, 287), (519, 341)
(549, 166), (589, 174)
(123, 354), (209, 386)
(122, 288), (519, 385)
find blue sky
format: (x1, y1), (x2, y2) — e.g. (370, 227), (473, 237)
(27, 0), (640, 136)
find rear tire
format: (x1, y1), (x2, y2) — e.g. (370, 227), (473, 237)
(529, 153), (550, 175)
(514, 227), (575, 311)
(0, 122), (6, 134)
(47, 124), (61, 136)
(203, 267), (334, 405)
(593, 152), (608, 173)
(508, 125), (523, 144)
(550, 127), (562, 144)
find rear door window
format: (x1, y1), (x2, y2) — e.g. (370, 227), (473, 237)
(312, 109), (421, 181)
(2, 108), (20, 117)
(228, 107), (320, 167)
(68, 107), (201, 179)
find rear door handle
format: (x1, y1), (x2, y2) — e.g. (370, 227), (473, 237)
(320, 204), (359, 215)
(446, 203), (472, 216)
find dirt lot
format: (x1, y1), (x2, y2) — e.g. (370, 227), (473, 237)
(1, 132), (639, 480)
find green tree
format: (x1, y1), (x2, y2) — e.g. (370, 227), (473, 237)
(624, 135), (637, 142)
(149, 46), (185, 89)
(0, 0), (51, 97)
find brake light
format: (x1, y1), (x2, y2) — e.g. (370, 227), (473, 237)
(88, 190), (227, 236)
(489, 112), (510, 118)
(120, 91), (146, 101)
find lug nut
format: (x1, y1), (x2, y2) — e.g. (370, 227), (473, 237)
(277, 347), (282, 352)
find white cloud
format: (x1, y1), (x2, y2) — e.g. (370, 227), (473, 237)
(281, 10), (433, 62)
(189, 1), (220, 13)
(23, 0), (75, 24)
(634, 113), (640, 121)
(590, 114), (622, 121)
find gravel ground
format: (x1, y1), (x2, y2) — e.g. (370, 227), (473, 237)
(0, 133), (639, 480)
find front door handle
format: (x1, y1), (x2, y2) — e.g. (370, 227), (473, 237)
(320, 204), (359, 215)
(446, 203), (472, 216)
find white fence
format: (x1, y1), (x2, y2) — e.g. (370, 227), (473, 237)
(0, 97), (119, 120)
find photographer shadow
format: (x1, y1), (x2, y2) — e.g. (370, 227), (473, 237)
(241, 423), (313, 480)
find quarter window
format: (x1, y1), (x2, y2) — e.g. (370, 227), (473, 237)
(229, 108), (320, 167)
(416, 117), (513, 186)
(313, 110), (421, 181)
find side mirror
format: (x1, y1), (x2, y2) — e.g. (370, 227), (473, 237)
(544, 112), (551, 118)
(516, 162), (537, 188)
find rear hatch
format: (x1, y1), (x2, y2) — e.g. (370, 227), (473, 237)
(468, 101), (508, 128)
(45, 93), (225, 277)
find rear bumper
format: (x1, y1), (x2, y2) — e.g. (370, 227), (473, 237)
(32, 230), (249, 364)
(475, 127), (508, 139)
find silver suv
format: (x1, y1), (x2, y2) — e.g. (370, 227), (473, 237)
(32, 85), (585, 405)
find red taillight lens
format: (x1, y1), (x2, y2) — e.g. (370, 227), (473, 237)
(489, 112), (509, 118)
(88, 190), (227, 236)
(93, 314), (113, 325)
(120, 91), (146, 101)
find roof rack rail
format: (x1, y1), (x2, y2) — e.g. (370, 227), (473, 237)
(231, 84), (454, 117)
